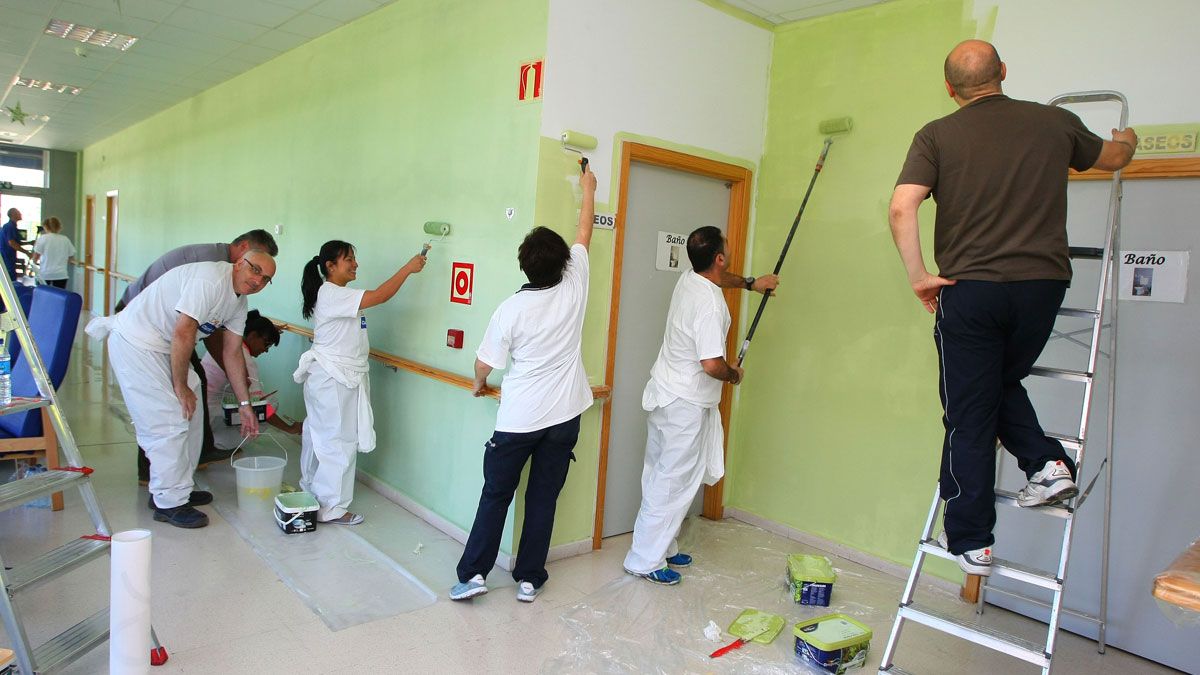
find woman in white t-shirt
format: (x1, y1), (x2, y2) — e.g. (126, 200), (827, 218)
(293, 240), (427, 525)
(32, 217), (76, 288)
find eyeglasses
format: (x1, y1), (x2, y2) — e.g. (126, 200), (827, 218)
(244, 259), (273, 285)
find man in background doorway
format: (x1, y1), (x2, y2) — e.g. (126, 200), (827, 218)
(2, 208), (30, 281)
(116, 229), (279, 484)
(889, 39), (1136, 577)
(623, 225), (778, 585)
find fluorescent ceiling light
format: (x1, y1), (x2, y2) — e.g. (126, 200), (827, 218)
(15, 76), (81, 95)
(44, 19), (138, 51)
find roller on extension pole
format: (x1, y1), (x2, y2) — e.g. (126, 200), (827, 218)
(736, 116), (852, 366)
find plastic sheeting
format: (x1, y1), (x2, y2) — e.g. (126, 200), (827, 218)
(195, 435), (437, 631)
(543, 518), (956, 674)
(1153, 537), (1200, 624)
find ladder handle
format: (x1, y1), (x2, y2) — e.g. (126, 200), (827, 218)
(1048, 90), (1129, 129)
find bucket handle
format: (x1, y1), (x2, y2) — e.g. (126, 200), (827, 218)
(274, 508), (303, 528)
(229, 431), (289, 468)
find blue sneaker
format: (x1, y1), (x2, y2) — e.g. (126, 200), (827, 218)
(516, 581), (541, 603)
(666, 553), (692, 568)
(625, 566), (681, 585)
(450, 574), (488, 600)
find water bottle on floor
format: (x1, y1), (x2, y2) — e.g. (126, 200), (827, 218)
(27, 464), (51, 508)
(0, 338), (11, 407)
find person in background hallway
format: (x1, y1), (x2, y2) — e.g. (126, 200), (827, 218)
(889, 39), (1137, 576)
(295, 241), (427, 525)
(623, 226), (778, 585)
(32, 217), (75, 289)
(450, 168), (598, 604)
(2, 208), (31, 281)
(119, 229), (279, 485)
(201, 309), (302, 450)
(86, 252), (276, 528)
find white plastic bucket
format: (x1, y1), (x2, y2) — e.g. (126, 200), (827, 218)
(231, 445), (287, 511)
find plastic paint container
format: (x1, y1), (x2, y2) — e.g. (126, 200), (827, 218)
(274, 492), (319, 534)
(232, 453), (286, 510)
(787, 553), (837, 606)
(793, 613), (872, 674)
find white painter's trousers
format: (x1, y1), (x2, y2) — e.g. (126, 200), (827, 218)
(108, 331), (202, 509)
(299, 363), (361, 521)
(623, 398), (709, 575)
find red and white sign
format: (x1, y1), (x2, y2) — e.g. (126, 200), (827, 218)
(450, 262), (474, 305)
(518, 59), (543, 102)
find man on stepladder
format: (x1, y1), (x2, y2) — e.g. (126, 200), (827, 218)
(889, 40), (1137, 576)
(623, 226), (778, 585)
(450, 166), (598, 604)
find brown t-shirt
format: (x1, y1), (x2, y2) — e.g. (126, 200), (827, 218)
(896, 95), (1104, 282)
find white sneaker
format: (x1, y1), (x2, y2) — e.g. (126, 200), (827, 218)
(1017, 460), (1078, 508)
(516, 581), (541, 603)
(938, 532), (992, 577)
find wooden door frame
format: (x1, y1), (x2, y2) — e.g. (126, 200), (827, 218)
(592, 142), (753, 549)
(103, 191), (118, 315)
(83, 195), (94, 312)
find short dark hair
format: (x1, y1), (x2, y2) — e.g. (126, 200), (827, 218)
(687, 226), (725, 272)
(518, 227), (571, 287)
(944, 43), (1002, 99)
(244, 309), (280, 347)
(232, 229), (279, 257)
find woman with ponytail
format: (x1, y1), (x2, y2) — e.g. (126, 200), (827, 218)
(293, 240), (427, 524)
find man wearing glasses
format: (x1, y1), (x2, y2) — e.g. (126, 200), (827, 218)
(115, 229), (278, 483)
(89, 251), (277, 528)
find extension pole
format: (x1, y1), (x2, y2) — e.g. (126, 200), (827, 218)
(736, 137), (834, 366)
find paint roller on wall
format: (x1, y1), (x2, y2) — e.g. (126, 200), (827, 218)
(420, 221), (450, 256)
(736, 117), (853, 366)
(561, 130), (597, 174)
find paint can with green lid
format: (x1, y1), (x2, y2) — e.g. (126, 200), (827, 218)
(793, 613), (872, 673)
(787, 553), (837, 605)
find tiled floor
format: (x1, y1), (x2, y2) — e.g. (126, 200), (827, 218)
(0, 332), (1177, 673)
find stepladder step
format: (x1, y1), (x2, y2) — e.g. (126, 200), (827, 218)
(995, 489), (1072, 518)
(0, 469), (89, 512)
(919, 539), (1062, 591)
(0, 396), (51, 417)
(898, 603), (1050, 668)
(31, 607), (109, 674)
(6, 536), (111, 595)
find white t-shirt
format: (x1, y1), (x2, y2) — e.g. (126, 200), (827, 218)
(643, 270), (731, 409)
(201, 345), (263, 401)
(477, 243), (592, 433)
(33, 233), (76, 281)
(113, 261), (248, 354)
(311, 282), (369, 363)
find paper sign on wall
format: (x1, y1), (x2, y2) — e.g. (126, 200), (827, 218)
(655, 231), (689, 272)
(450, 262), (474, 305)
(1118, 250), (1189, 303)
(593, 212), (615, 230)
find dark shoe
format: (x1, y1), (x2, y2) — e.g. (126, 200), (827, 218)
(196, 446), (235, 469)
(666, 553), (693, 568)
(152, 505), (209, 529)
(147, 491), (213, 510)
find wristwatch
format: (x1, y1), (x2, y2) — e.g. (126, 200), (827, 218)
(743, 275), (756, 290)
(238, 400), (251, 408)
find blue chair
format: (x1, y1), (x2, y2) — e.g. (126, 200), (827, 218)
(0, 286), (83, 511)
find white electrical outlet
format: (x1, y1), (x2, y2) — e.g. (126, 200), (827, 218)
(274, 223), (283, 235)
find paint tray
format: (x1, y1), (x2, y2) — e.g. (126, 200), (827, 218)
(728, 608), (786, 644)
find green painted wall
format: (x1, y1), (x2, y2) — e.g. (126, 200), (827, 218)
(79, 0), (565, 556)
(725, 0), (977, 573)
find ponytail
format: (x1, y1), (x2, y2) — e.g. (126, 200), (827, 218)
(301, 240), (354, 319)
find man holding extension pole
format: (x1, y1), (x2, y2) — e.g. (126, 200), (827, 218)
(889, 40), (1136, 576)
(624, 226), (778, 585)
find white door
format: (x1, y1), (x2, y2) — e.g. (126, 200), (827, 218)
(602, 161), (731, 538)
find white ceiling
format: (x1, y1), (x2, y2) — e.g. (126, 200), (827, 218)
(721, 0), (892, 24)
(0, 0), (398, 151)
(0, 0), (889, 153)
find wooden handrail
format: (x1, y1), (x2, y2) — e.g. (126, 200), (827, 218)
(71, 261), (611, 402)
(1070, 156), (1200, 181)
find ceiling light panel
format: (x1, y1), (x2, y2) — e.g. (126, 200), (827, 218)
(44, 19), (139, 51)
(15, 76), (82, 95)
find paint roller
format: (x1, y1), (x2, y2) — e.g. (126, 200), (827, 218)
(561, 130), (596, 174)
(419, 221), (450, 256)
(736, 116), (853, 366)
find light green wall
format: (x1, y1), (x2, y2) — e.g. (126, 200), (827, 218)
(80, 0), (559, 555)
(725, 0), (976, 574)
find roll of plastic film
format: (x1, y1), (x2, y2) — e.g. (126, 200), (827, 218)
(560, 130), (598, 150)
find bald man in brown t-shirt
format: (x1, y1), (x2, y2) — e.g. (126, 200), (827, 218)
(888, 40), (1136, 577)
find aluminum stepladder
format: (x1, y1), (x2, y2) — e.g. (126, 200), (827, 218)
(0, 266), (168, 673)
(878, 90), (1128, 675)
